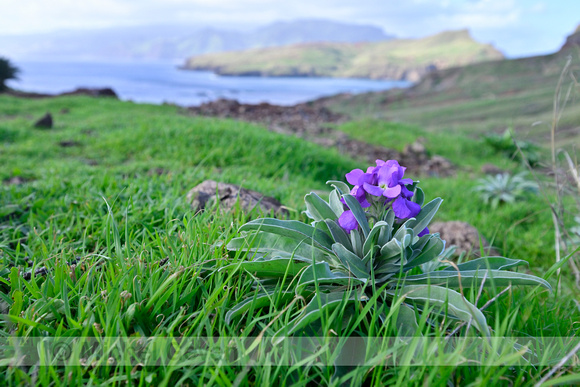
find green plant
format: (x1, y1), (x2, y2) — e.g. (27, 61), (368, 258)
(215, 160), (550, 343)
(483, 129), (541, 166)
(474, 172), (538, 208)
(0, 57), (19, 91)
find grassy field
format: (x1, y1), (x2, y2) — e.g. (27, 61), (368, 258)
(183, 30), (503, 81)
(324, 44), (580, 148)
(1, 95), (579, 385)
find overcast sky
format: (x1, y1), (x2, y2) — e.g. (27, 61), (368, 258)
(0, 0), (578, 57)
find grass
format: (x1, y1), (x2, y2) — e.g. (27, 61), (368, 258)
(1, 95), (579, 385)
(325, 46), (580, 148)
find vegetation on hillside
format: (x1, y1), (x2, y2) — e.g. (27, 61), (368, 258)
(322, 37), (580, 147)
(183, 30), (504, 81)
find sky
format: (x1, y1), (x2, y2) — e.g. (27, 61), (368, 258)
(0, 0), (578, 57)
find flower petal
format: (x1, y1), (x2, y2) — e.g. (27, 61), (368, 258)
(400, 184), (414, 198)
(382, 184), (401, 198)
(346, 169), (364, 185)
(338, 210), (358, 233)
(363, 182), (385, 197)
(392, 197), (421, 219)
(418, 227), (429, 237)
(406, 200), (421, 218)
(392, 197), (411, 219)
(359, 197), (371, 208)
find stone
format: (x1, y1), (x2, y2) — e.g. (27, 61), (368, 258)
(186, 180), (288, 215)
(429, 221), (496, 257)
(58, 140), (81, 147)
(34, 113), (53, 129)
(61, 87), (118, 98)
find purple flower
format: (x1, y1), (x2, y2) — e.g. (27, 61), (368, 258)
(362, 160), (420, 219)
(345, 168), (374, 208)
(338, 210), (358, 233)
(418, 227), (429, 237)
(338, 168), (375, 233)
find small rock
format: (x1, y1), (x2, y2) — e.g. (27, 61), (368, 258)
(3, 176), (33, 185)
(421, 155), (454, 177)
(481, 163), (505, 175)
(61, 87), (118, 98)
(430, 221), (496, 257)
(34, 113), (53, 129)
(186, 180), (288, 215)
(58, 140), (81, 147)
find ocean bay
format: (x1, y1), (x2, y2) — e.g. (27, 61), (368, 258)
(8, 60), (410, 106)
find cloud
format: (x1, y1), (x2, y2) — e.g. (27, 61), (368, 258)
(0, 0), (577, 56)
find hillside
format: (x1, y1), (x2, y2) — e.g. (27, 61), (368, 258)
(182, 30), (504, 81)
(319, 30), (580, 147)
(0, 19), (392, 61)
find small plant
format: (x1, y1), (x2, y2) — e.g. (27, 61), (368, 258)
(484, 129), (541, 166)
(0, 57), (19, 91)
(474, 172), (538, 208)
(213, 160), (550, 341)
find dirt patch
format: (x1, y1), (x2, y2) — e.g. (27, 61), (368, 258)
(187, 98), (454, 176)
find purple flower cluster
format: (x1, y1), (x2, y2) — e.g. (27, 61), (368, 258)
(338, 160), (426, 234)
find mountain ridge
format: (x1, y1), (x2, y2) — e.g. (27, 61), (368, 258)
(0, 19), (392, 61)
(182, 29), (504, 81)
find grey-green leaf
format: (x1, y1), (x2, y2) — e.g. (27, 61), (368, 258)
(220, 258), (309, 278)
(226, 291), (295, 324)
(406, 198), (443, 236)
(296, 262), (365, 294)
(363, 221), (389, 258)
(342, 194), (370, 238)
(328, 189), (345, 218)
(332, 243), (370, 280)
(403, 269), (552, 290)
(403, 236), (445, 271)
(226, 231), (333, 264)
(304, 192), (337, 222)
(442, 257), (529, 272)
(326, 180), (351, 195)
(325, 219), (353, 252)
(240, 218), (334, 252)
(390, 285), (490, 336)
(274, 291), (357, 340)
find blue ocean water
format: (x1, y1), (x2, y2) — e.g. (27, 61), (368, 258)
(8, 60), (410, 106)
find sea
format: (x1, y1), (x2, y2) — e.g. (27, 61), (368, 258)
(7, 60), (411, 106)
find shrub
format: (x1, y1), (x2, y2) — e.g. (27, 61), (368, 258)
(0, 57), (19, 91)
(484, 129), (541, 166)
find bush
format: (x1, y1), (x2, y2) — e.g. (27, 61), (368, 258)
(484, 129), (541, 166)
(0, 57), (19, 91)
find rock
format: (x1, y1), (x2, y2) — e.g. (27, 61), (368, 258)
(3, 176), (33, 185)
(61, 87), (118, 98)
(481, 163), (505, 175)
(186, 180), (288, 215)
(429, 221), (496, 257)
(421, 155), (454, 177)
(58, 140), (81, 147)
(34, 113), (53, 129)
(561, 27), (580, 50)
